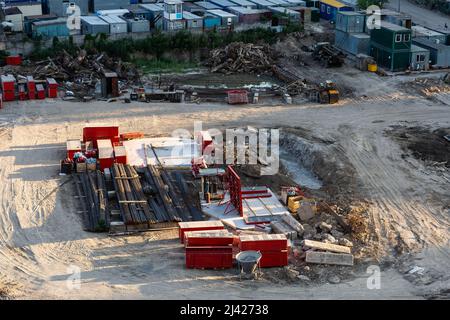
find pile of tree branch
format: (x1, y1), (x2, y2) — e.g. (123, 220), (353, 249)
(208, 42), (276, 74)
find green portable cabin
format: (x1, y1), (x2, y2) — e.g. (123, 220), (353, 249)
(370, 22), (412, 71)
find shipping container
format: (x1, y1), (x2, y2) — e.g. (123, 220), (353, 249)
(46, 0), (89, 16)
(31, 17), (70, 38)
(228, 0), (257, 8)
(208, 0), (236, 8)
(335, 11), (365, 33)
(200, 11), (222, 28)
(227, 6), (269, 24)
(125, 17), (150, 32)
(411, 25), (447, 45)
(163, 18), (185, 31)
(183, 11), (203, 29)
(413, 38), (450, 68)
(178, 221), (225, 243)
(247, 0), (274, 9)
(207, 9), (238, 26)
(319, 0), (353, 22)
(23, 14), (58, 36)
(99, 15), (127, 34)
(409, 44), (430, 71)
(80, 15), (110, 35)
(92, 0), (129, 12)
(194, 1), (221, 10)
(335, 29), (370, 55)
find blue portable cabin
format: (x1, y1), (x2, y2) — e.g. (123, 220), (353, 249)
(228, 0), (257, 8)
(31, 17), (70, 38)
(183, 11), (204, 30)
(208, 0), (236, 8)
(247, 0), (275, 9)
(139, 3), (164, 29)
(191, 10), (222, 29)
(194, 1), (221, 10)
(319, 0), (353, 22)
(207, 9), (238, 26)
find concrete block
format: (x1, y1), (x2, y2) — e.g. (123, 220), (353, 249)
(305, 251), (354, 266)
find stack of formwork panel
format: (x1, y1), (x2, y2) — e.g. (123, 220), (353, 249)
(46, 78), (58, 98)
(178, 221), (225, 243)
(66, 139), (82, 159)
(82, 125), (119, 147)
(239, 234), (288, 267)
(36, 84), (45, 99)
(114, 145), (127, 164)
(184, 230), (234, 269)
(97, 139), (115, 171)
(27, 76), (36, 99)
(1, 74), (16, 101)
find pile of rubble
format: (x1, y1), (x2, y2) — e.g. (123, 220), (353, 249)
(208, 42), (276, 74)
(404, 76), (450, 97)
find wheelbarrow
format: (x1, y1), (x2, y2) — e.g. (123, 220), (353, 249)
(235, 250), (262, 280)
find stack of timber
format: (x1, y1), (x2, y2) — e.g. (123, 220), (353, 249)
(74, 170), (109, 232)
(112, 163), (157, 226)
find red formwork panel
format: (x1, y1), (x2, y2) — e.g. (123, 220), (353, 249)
(113, 145), (127, 164)
(18, 84), (27, 101)
(1, 74), (16, 91)
(66, 139), (82, 160)
(27, 76), (35, 100)
(83, 125), (119, 143)
(178, 221), (225, 244)
(36, 84), (45, 99)
(184, 230), (234, 247)
(185, 246), (233, 269)
(46, 78), (58, 98)
(99, 157), (115, 171)
(258, 250), (289, 268)
(5, 55), (22, 65)
(2, 91), (15, 101)
(239, 234), (288, 252)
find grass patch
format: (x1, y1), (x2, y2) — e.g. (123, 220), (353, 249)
(134, 58), (200, 74)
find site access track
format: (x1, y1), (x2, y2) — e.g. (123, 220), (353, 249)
(0, 73), (449, 298)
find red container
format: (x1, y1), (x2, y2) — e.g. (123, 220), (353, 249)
(114, 145), (127, 164)
(184, 231), (234, 247)
(18, 84), (27, 100)
(99, 157), (114, 171)
(178, 221), (225, 244)
(2, 91), (15, 101)
(258, 250), (289, 268)
(239, 234), (288, 252)
(46, 78), (58, 98)
(27, 76), (35, 100)
(66, 139), (82, 160)
(185, 246), (233, 269)
(83, 125), (119, 143)
(1, 74), (16, 91)
(227, 90), (249, 105)
(5, 55), (22, 65)
(36, 84), (45, 99)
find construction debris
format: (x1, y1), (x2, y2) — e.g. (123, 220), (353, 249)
(208, 42), (275, 74)
(313, 42), (346, 68)
(305, 251), (354, 266)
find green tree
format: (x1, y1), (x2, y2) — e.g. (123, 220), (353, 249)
(357, 0), (388, 10)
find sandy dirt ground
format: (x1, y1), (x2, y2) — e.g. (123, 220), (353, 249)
(386, 0), (450, 30)
(0, 70), (449, 299)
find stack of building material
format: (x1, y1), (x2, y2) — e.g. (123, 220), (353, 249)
(303, 239), (354, 266)
(46, 78), (58, 98)
(82, 125), (119, 146)
(36, 84), (45, 99)
(98, 139), (115, 170)
(27, 76), (36, 99)
(114, 145), (127, 164)
(1, 75), (16, 101)
(178, 220), (225, 243)
(270, 213), (304, 240)
(73, 170), (109, 231)
(184, 230), (234, 269)
(66, 139), (82, 160)
(111, 163), (157, 226)
(239, 234), (288, 267)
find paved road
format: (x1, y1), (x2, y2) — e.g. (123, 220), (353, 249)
(386, 0), (450, 31)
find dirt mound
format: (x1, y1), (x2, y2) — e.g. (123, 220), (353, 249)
(387, 126), (450, 167)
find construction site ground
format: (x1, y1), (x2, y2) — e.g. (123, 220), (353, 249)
(0, 66), (449, 299)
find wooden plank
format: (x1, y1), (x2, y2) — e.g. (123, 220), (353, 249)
(305, 251), (354, 266)
(303, 239), (351, 254)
